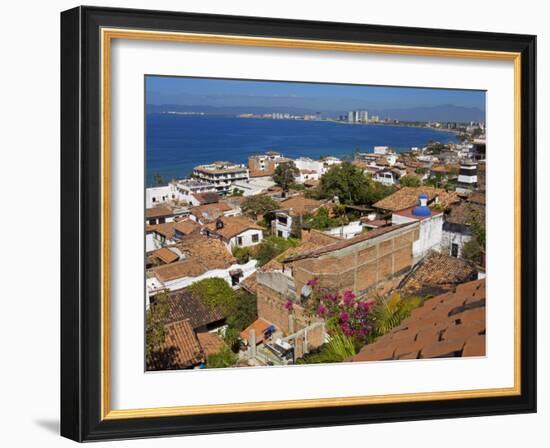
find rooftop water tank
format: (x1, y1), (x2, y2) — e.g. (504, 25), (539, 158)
(412, 193), (432, 217)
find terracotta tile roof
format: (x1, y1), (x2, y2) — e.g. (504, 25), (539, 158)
(178, 234), (236, 270)
(151, 222), (176, 239)
(174, 219), (201, 236)
(240, 318), (273, 345)
(446, 201), (485, 226)
(399, 252), (478, 295)
(145, 206), (173, 219)
(306, 229), (342, 245)
(197, 332), (226, 356)
(147, 319), (205, 370)
(191, 202), (232, 222)
(151, 247), (179, 264)
(259, 228), (342, 272)
(278, 195), (323, 216)
(165, 288), (225, 330)
(348, 278), (486, 362)
(282, 223), (413, 262)
(373, 187), (460, 212)
(262, 241), (325, 272)
(204, 216), (264, 241)
(192, 192), (220, 205)
(151, 259), (207, 282)
(467, 192), (486, 206)
(241, 272), (258, 294)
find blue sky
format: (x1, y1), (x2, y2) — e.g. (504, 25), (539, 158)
(146, 75), (485, 114)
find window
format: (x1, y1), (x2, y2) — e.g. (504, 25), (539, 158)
(152, 197), (156, 203)
(278, 216), (288, 226)
(451, 243), (459, 257)
(236, 236), (243, 246)
(252, 233), (259, 243)
(278, 230), (283, 238)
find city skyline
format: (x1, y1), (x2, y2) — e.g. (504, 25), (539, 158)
(146, 76), (486, 122)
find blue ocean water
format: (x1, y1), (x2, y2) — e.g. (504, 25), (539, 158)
(145, 114), (458, 186)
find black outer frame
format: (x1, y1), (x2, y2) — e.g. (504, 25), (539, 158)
(60, 6), (537, 442)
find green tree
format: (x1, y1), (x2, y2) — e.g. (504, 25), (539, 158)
(368, 292), (423, 340)
(241, 194), (279, 220)
(307, 207), (332, 230)
(189, 278), (258, 342)
(145, 290), (169, 364)
(425, 173), (444, 188)
(232, 245), (251, 264)
(205, 345), (237, 369)
(461, 208), (486, 264)
(415, 167), (428, 175)
(319, 162), (395, 205)
(297, 332), (358, 364)
(273, 161), (299, 195)
(189, 278), (236, 311)
(399, 174), (421, 187)
(252, 236), (299, 266)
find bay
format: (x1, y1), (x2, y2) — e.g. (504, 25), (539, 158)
(145, 114), (458, 186)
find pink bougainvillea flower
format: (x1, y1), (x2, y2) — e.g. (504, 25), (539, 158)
(284, 300), (294, 311)
(307, 277), (320, 287)
(358, 301), (372, 311)
(342, 290), (355, 305)
(317, 304), (327, 316)
(340, 311), (349, 322)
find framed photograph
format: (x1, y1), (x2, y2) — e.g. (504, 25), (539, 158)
(60, 6), (536, 442)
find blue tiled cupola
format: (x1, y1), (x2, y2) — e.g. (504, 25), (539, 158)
(412, 193), (432, 217)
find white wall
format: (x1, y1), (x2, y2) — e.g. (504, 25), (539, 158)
(145, 185), (172, 208)
(274, 213), (294, 238)
(228, 228), (264, 248)
(1, 1), (546, 448)
(441, 229), (472, 258)
(325, 221), (363, 239)
(149, 259), (258, 293)
(392, 213), (444, 259)
(413, 214), (443, 259)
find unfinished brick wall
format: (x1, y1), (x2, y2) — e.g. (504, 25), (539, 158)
(256, 224), (419, 336)
(290, 224), (418, 298)
(256, 282), (318, 335)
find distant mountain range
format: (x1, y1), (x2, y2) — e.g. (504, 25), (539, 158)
(147, 103), (484, 123)
(367, 104), (485, 123)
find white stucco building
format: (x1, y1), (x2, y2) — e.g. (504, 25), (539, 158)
(231, 177), (276, 196)
(147, 259), (258, 295)
(146, 185), (173, 208)
(203, 216), (265, 249)
(391, 194), (444, 260)
(193, 161), (249, 194)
